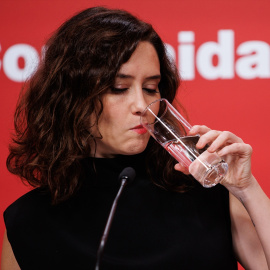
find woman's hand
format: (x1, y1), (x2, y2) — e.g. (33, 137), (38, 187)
(174, 125), (255, 195)
(174, 125), (270, 268)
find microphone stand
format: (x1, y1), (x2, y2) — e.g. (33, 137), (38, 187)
(95, 177), (128, 270)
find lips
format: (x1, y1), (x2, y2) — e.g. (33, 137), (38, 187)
(131, 125), (148, 135)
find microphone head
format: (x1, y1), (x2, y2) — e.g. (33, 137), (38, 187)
(118, 167), (136, 184)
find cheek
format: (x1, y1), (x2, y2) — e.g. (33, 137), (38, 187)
(151, 100), (161, 116)
(99, 105), (120, 131)
(100, 96), (121, 122)
(155, 103), (160, 115)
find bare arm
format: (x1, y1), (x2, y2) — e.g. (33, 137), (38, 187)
(175, 125), (270, 269)
(1, 230), (20, 270)
(230, 189), (269, 269)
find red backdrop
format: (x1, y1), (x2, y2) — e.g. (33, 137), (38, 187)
(1, 1), (270, 268)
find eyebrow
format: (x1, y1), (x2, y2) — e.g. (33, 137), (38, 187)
(116, 73), (161, 80)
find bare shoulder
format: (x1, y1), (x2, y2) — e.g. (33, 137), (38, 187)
(1, 230), (20, 270)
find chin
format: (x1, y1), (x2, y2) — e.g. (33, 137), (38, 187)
(122, 143), (148, 156)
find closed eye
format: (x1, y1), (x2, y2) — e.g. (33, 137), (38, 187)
(110, 87), (129, 93)
(143, 88), (160, 94)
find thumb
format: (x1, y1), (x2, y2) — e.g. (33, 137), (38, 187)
(174, 163), (190, 175)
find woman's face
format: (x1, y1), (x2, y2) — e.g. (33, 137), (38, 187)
(92, 41), (161, 157)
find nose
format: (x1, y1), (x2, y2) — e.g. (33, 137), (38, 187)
(131, 89), (148, 115)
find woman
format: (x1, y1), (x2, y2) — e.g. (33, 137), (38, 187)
(2, 6), (270, 270)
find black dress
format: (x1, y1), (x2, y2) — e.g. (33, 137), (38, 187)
(4, 152), (237, 270)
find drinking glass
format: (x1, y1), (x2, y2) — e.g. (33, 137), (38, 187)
(140, 98), (228, 187)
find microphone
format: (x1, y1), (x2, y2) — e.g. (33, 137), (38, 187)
(95, 167), (136, 270)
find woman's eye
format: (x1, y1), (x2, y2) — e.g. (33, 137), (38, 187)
(143, 88), (159, 94)
(110, 87), (129, 93)
(110, 87), (159, 94)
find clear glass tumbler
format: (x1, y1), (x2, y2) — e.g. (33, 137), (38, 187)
(140, 98), (228, 187)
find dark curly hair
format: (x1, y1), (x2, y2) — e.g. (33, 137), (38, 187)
(7, 6), (193, 204)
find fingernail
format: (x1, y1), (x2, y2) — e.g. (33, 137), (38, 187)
(217, 150), (223, 156)
(189, 127), (196, 134)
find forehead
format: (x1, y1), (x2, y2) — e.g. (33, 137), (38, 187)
(117, 42), (160, 76)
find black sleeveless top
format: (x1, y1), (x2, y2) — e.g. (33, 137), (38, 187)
(4, 152), (237, 270)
